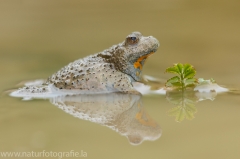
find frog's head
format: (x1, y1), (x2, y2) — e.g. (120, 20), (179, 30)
(99, 32), (159, 82)
(119, 32), (160, 81)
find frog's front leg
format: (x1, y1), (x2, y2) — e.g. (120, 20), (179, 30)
(113, 74), (142, 94)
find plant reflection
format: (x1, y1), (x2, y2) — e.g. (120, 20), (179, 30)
(166, 89), (217, 122)
(50, 93), (161, 145)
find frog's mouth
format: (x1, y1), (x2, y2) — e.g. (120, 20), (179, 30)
(133, 51), (155, 70)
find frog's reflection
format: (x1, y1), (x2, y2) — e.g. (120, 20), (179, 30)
(50, 93), (161, 145)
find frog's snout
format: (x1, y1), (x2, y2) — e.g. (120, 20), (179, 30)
(148, 36), (160, 52)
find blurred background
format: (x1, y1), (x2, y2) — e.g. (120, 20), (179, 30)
(0, 0), (240, 159)
(1, 0), (240, 88)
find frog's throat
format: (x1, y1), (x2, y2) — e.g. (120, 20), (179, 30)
(133, 52), (154, 70)
(123, 51), (155, 82)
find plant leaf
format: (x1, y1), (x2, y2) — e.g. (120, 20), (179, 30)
(165, 66), (180, 75)
(183, 63), (192, 73)
(184, 71), (196, 79)
(176, 63), (184, 74)
(165, 63), (197, 89)
(183, 64), (196, 78)
(184, 78), (197, 87)
(171, 82), (183, 87)
(166, 76), (180, 87)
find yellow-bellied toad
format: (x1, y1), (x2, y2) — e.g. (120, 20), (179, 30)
(13, 32), (159, 95)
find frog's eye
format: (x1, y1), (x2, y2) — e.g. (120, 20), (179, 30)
(126, 36), (139, 45)
(130, 37), (136, 41)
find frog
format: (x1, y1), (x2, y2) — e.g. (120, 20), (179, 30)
(11, 32), (159, 97)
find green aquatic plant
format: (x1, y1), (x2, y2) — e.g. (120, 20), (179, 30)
(165, 63), (198, 90)
(165, 63), (197, 122)
(164, 64), (223, 122)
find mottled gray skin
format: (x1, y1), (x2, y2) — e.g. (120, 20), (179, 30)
(45, 32), (159, 93)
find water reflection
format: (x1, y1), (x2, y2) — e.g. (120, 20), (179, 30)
(49, 93), (161, 145)
(166, 89), (218, 122)
(9, 77), (232, 145)
(138, 75), (229, 122)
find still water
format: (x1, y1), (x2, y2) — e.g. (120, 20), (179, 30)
(1, 0), (240, 159)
